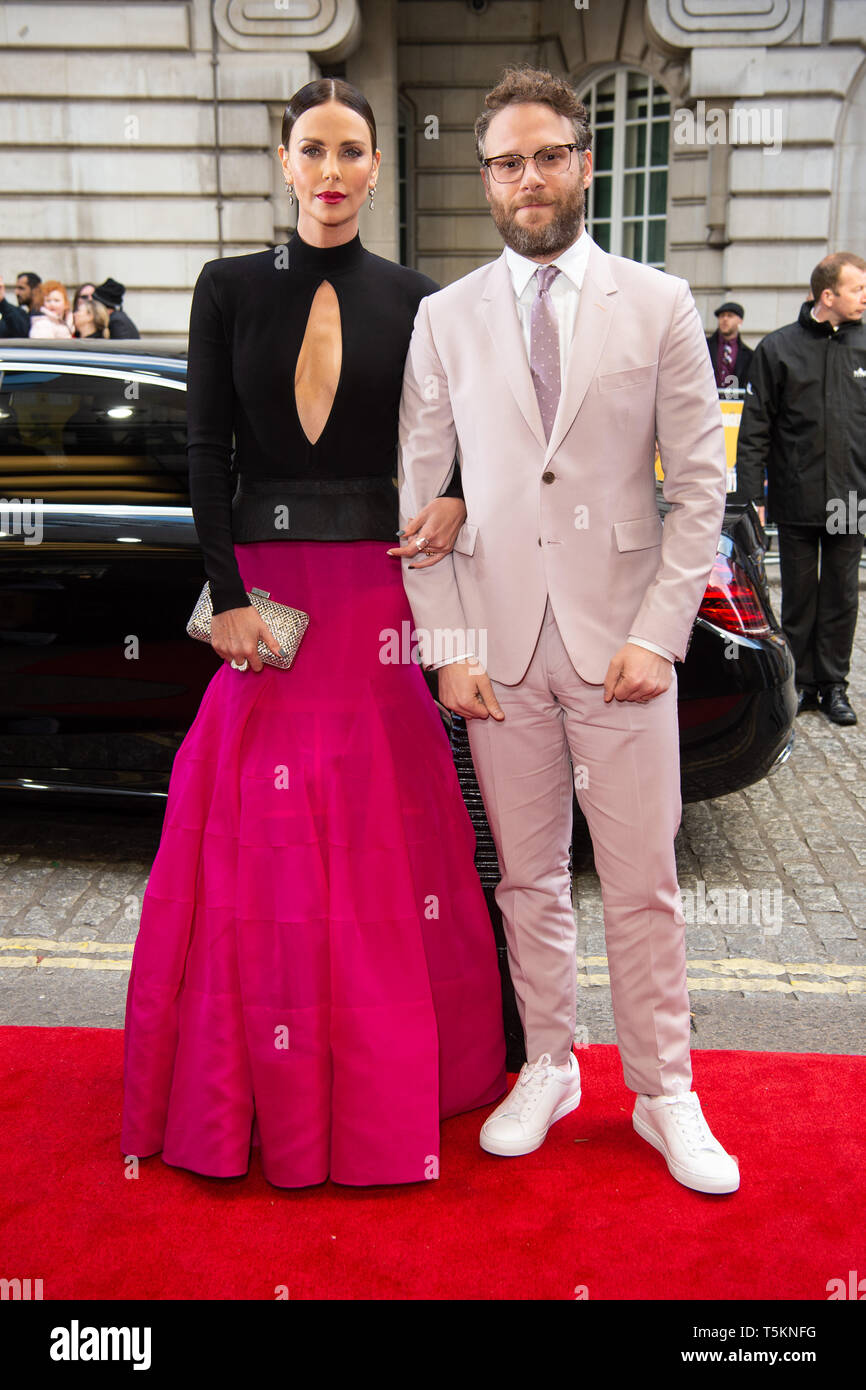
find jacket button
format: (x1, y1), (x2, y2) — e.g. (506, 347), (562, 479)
(542, 470), (555, 483)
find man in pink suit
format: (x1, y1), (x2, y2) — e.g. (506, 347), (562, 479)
(396, 66), (739, 1194)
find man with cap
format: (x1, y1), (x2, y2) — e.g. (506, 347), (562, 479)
(706, 301), (753, 391)
(92, 278), (140, 339)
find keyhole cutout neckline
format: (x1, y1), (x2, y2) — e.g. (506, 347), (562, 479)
(294, 278), (342, 447)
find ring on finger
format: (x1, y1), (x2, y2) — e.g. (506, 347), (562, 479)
(415, 535), (428, 550)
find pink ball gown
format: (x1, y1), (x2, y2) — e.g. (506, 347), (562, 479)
(120, 231), (507, 1187)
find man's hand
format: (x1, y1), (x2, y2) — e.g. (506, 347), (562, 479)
(603, 643), (672, 703)
(436, 658), (505, 721)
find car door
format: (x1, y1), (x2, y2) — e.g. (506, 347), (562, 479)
(0, 350), (219, 795)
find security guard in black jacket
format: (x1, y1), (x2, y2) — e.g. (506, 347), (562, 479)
(735, 253), (866, 725)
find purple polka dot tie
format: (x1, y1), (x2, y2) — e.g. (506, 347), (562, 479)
(529, 265), (561, 441)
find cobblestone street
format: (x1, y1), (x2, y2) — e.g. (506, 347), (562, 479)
(2, 575), (866, 1056)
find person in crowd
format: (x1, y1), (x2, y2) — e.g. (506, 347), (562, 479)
(736, 252), (866, 725)
(706, 301), (754, 390)
(0, 275), (30, 336)
(397, 65), (736, 1195)
(73, 282), (97, 312)
(121, 78), (507, 1191)
(91, 278), (140, 338)
(73, 296), (111, 339)
(14, 271), (41, 324)
(28, 281), (74, 338)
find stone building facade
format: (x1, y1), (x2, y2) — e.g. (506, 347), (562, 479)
(0, 0), (863, 339)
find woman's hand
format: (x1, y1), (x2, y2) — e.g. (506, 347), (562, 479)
(211, 605), (282, 673)
(386, 496), (467, 568)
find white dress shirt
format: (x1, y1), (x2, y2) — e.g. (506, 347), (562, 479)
(810, 305), (837, 332)
(433, 228), (675, 668)
(504, 231), (590, 371)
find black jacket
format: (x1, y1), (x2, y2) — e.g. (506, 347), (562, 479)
(706, 330), (753, 389)
(0, 298), (29, 337)
(734, 302), (866, 524)
(107, 307), (140, 339)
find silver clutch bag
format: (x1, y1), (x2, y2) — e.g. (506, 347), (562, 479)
(186, 582), (309, 671)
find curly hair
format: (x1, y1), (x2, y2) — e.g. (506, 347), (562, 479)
(474, 65), (592, 163)
(30, 280), (70, 315)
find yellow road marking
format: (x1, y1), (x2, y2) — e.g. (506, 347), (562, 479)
(0, 956), (132, 970)
(683, 977), (865, 994)
(0, 937), (134, 971)
(578, 955), (866, 976)
(0, 940), (863, 994)
(577, 955), (866, 995)
(0, 937), (134, 954)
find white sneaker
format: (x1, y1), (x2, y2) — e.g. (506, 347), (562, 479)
(480, 1052), (581, 1156)
(633, 1091), (740, 1194)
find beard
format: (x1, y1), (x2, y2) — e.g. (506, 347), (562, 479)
(489, 176), (586, 257)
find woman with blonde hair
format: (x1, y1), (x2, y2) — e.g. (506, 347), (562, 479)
(73, 296), (111, 339)
(28, 280), (74, 338)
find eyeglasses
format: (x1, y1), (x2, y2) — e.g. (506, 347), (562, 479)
(481, 143), (585, 184)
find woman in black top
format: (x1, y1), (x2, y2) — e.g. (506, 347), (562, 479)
(121, 79), (507, 1189)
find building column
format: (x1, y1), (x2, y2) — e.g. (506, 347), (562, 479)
(347, 0), (399, 263)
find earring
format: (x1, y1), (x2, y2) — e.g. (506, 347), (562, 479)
(368, 187), (375, 211)
(286, 183), (294, 206)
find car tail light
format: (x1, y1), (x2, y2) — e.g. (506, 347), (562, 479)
(698, 553), (771, 636)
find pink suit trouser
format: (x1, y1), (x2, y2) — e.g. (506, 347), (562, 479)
(466, 598), (692, 1096)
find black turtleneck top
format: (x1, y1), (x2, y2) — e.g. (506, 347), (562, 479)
(186, 231), (445, 614)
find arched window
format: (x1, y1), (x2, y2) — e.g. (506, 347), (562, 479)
(578, 69), (670, 269)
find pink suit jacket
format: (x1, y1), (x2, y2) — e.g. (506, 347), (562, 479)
(398, 236), (728, 686)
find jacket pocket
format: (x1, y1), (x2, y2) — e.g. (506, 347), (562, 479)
(614, 515), (663, 551)
(597, 363), (657, 393)
(453, 521), (478, 555)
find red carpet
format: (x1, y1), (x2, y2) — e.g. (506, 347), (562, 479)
(1, 1026), (863, 1301)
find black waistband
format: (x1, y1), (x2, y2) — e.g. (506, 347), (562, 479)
(231, 474), (398, 542)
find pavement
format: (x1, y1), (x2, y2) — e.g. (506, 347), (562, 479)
(2, 574), (865, 1055)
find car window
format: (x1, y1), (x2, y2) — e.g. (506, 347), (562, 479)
(0, 362), (189, 506)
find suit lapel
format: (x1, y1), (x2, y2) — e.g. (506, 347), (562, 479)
(481, 252), (547, 452)
(544, 239), (618, 461)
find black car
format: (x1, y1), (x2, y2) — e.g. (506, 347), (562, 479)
(0, 337), (795, 809)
